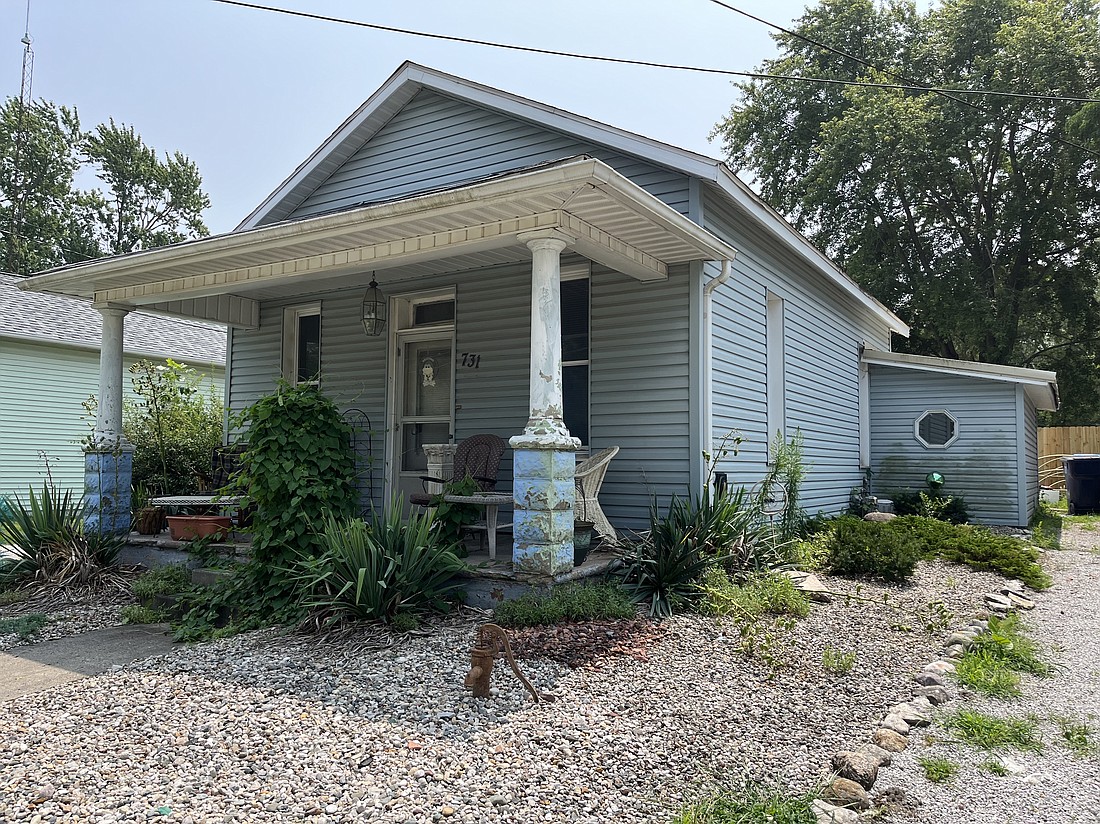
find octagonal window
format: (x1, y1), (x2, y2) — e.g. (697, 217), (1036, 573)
(915, 410), (958, 448)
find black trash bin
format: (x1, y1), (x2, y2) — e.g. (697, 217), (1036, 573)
(1062, 454), (1100, 515)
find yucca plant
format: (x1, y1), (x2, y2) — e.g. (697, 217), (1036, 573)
(0, 485), (123, 587)
(290, 500), (466, 628)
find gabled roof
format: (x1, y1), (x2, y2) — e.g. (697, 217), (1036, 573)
(240, 61), (907, 336)
(863, 348), (1058, 411)
(0, 273), (226, 364)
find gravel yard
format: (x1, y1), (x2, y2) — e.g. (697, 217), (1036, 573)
(0, 561), (1006, 824)
(0, 585), (135, 651)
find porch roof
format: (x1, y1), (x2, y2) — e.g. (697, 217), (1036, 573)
(863, 348), (1059, 411)
(20, 158), (737, 330)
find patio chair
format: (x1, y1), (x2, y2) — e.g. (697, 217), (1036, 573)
(574, 445), (619, 541)
(409, 433), (507, 507)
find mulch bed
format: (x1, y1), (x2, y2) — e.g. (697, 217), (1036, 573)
(506, 617), (667, 669)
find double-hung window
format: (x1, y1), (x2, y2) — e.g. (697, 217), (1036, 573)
(561, 268), (590, 445)
(283, 303), (321, 386)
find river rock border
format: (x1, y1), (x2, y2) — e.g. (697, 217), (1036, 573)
(809, 574), (1037, 824)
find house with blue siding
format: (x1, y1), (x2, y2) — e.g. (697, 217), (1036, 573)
(0, 273), (226, 500)
(20, 63), (1056, 574)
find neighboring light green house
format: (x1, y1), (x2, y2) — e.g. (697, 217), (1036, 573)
(0, 273), (226, 499)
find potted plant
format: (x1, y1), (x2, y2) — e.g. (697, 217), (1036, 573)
(166, 515), (232, 542)
(132, 482), (167, 535)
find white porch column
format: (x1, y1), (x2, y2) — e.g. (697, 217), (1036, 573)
(510, 230), (580, 579)
(85, 305), (134, 536)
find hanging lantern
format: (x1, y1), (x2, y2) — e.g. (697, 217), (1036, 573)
(361, 275), (386, 336)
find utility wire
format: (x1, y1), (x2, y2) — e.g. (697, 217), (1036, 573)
(211, 0), (1100, 106)
(706, 0), (1100, 159)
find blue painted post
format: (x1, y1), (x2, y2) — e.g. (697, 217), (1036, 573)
(86, 305), (133, 536)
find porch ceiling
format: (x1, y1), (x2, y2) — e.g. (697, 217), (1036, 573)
(21, 158), (737, 329)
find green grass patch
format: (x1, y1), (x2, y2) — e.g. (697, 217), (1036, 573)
(919, 755), (958, 783)
(0, 613), (48, 640)
(955, 614), (1051, 698)
(981, 759), (1009, 776)
(822, 646), (856, 674)
(0, 588), (30, 607)
(120, 604), (165, 625)
(1030, 502), (1062, 551)
(944, 709), (1043, 751)
(1065, 513), (1100, 532)
(674, 784), (816, 824)
(493, 583), (637, 628)
(697, 569), (810, 621)
(131, 565), (193, 604)
(1053, 716), (1096, 758)
(955, 649), (1023, 698)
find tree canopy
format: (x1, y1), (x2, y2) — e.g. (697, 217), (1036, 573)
(713, 0), (1100, 423)
(0, 98), (210, 275)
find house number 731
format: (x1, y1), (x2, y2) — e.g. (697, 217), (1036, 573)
(460, 353), (481, 368)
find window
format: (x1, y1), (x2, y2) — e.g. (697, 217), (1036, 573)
(282, 303), (321, 386)
(915, 409), (958, 448)
(561, 269), (590, 445)
(766, 291), (785, 453)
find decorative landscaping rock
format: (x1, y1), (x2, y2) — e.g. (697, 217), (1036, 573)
(1005, 592), (1036, 610)
(855, 743), (893, 767)
(812, 799), (860, 824)
(863, 511), (897, 522)
(890, 701), (933, 727)
(985, 592), (1012, 611)
(783, 570), (833, 603)
(913, 670), (945, 687)
(923, 659), (956, 675)
(878, 713), (911, 735)
(912, 685), (950, 705)
(945, 632), (976, 648)
(873, 727), (909, 752)
(832, 750), (881, 790)
(944, 643), (966, 659)
(824, 777), (870, 810)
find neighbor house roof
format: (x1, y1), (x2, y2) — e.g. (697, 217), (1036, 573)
(862, 348), (1058, 411)
(239, 61), (907, 336)
(0, 273), (226, 364)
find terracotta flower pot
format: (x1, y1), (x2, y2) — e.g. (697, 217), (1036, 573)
(167, 515), (232, 542)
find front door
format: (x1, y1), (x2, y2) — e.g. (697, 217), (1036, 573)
(392, 332), (455, 503)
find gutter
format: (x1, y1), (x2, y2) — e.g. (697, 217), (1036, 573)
(702, 257), (735, 491)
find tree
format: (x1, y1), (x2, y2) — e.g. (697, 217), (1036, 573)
(85, 120), (210, 255)
(0, 99), (210, 274)
(713, 0), (1100, 423)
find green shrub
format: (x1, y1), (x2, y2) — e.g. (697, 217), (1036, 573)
(892, 489), (969, 523)
(120, 604), (164, 624)
(828, 516), (922, 582)
(131, 565), (193, 604)
(494, 583), (637, 627)
(290, 502), (465, 628)
(0, 613), (48, 640)
(123, 359), (223, 496)
(698, 568), (809, 621)
(0, 485), (122, 587)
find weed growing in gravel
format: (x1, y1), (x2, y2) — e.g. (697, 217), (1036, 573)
(955, 614), (1052, 698)
(955, 650), (1024, 698)
(131, 565), (193, 604)
(919, 755), (959, 783)
(982, 760), (1010, 776)
(674, 783), (816, 824)
(945, 709), (1043, 751)
(1029, 502), (1062, 551)
(697, 569), (809, 621)
(120, 605), (165, 624)
(1053, 716), (1097, 758)
(493, 583), (637, 627)
(822, 647), (856, 674)
(0, 613), (47, 640)
(0, 588), (29, 607)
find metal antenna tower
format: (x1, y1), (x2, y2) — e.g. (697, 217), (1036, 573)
(6, 0), (35, 275)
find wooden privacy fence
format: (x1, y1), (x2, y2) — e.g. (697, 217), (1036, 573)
(1038, 426), (1100, 489)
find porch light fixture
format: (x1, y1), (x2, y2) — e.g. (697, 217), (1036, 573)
(361, 275), (386, 336)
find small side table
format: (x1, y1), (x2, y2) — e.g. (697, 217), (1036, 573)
(442, 492), (512, 559)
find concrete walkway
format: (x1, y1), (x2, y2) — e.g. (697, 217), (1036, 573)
(0, 624), (176, 701)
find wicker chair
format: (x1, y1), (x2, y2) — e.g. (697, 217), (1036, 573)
(574, 446), (619, 541)
(408, 433), (507, 507)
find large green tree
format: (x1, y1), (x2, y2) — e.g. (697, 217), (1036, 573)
(713, 0), (1100, 423)
(0, 99), (210, 274)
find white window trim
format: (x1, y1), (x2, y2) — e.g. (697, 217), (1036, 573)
(766, 291), (785, 459)
(561, 262), (591, 446)
(914, 408), (959, 449)
(282, 302), (321, 386)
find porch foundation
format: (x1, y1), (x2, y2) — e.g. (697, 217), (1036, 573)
(84, 445), (134, 536)
(510, 438), (576, 577)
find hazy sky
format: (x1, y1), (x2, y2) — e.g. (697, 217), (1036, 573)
(0, 0), (809, 233)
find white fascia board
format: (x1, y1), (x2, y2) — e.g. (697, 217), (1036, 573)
(712, 168), (909, 336)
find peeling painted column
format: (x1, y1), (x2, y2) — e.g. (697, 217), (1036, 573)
(510, 231), (580, 578)
(85, 306), (134, 536)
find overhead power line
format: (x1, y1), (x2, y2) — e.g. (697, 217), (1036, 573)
(211, 0), (1100, 106)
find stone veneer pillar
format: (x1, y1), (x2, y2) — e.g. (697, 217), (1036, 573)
(85, 306), (134, 536)
(510, 231), (580, 578)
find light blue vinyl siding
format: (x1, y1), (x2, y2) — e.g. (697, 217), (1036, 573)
(227, 259), (691, 532)
(1023, 388), (1039, 521)
(868, 365), (1022, 525)
(282, 89), (692, 221)
(0, 340), (224, 499)
(701, 190), (894, 515)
